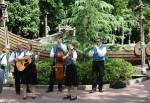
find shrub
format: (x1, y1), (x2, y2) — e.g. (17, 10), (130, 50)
(104, 58), (136, 83)
(36, 59), (51, 84)
(37, 58), (136, 85)
(107, 44), (125, 51)
(76, 60), (92, 85)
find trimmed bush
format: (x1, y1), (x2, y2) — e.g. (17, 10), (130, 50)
(76, 60), (92, 85)
(36, 59), (51, 84)
(37, 58), (136, 85)
(104, 58), (136, 83)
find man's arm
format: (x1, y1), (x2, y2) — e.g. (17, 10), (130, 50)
(50, 48), (55, 58)
(96, 46), (107, 57)
(8, 52), (15, 63)
(61, 44), (67, 53)
(89, 49), (94, 57)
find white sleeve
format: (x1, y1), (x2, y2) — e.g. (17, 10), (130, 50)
(97, 47), (107, 57)
(50, 48), (55, 58)
(17, 52), (25, 59)
(61, 44), (67, 53)
(89, 50), (94, 57)
(8, 52), (16, 63)
(0, 54), (2, 59)
(73, 51), (77, 59)
(34, 54), (39, 60)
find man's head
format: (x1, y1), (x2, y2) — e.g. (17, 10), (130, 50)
(68, 43), (75, 50)
(95, 38), (102, 46)
(57, 37), (63, 45)
(16, 42), (22, 50)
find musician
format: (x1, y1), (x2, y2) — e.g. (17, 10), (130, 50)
(21, 43), (37, 99)
(89, 38), (106, 93)
(0, 47), (10, 84)
(63, 43), (78, 100)
(9, 43), (30, 95)
(46, 37), (67, 92)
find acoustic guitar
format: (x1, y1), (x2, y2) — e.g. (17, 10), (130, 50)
(16, 56), (32, 71)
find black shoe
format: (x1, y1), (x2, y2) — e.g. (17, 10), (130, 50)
(89, 89), (96, 93)
(46, 89), (53, 93)
(99, 89), (103, 93)
(63, 95), (71, 100)
(22, 96), (27, 100)
(32, 96), (36, 99)
(70, 96), (77, 101)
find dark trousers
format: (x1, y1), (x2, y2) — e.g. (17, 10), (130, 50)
(92, 61), (105, 90)
(47, 67), (63, 91)
(14, 66), (21, 93)
(14, 66), (30, 94)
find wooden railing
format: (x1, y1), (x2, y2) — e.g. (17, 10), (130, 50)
(0, 28), (150, 61)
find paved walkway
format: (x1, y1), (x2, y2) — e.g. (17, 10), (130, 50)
(0, 80), (150, 103)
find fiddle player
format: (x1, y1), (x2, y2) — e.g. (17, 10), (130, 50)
(63, 43), (78, 100)
(21, 43), (38, 99)
(46, 37), (67, 92)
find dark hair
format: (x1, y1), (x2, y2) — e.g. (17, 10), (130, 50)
(70, 43), (76, 49)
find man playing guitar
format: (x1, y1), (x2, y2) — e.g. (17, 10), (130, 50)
(9, 43), (31, 95)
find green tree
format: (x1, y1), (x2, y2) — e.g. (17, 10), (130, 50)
(62, 0), (125, 61)
(128, 0), (150, 42)
(64, 0), (124, 42)
(144, 4), (150, 42)
(7, 0), (40, 39)
(39, 0), (65, 37)
(105, 0), (137, 43)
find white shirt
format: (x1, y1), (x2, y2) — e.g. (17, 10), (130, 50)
(89, 45), (107, 57)
(0, 53), (8, 66)
(50, 43), (67, 58)
(8, 51), (25, 64)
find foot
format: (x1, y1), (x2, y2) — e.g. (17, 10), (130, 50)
(22, 96), (27, 100)
(32, 96), (36, 99)
(70, 96), (77, 101)
(89, 89), (96, 93)
(63, 95), (71, 100)
(99, 89), (103, 93)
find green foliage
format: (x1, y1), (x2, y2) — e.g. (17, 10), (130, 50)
(107, 44), (125, 51)
(37, 58), (136, 85)
(144, 4), (150, 43)
(37, 59), (51, 84)
(104, 58), (136, 83)
(7, 0), (40, 39)
(39, 0), (65, 36)
(76, 60), (92, 84)
(62, 0), (123, 42)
